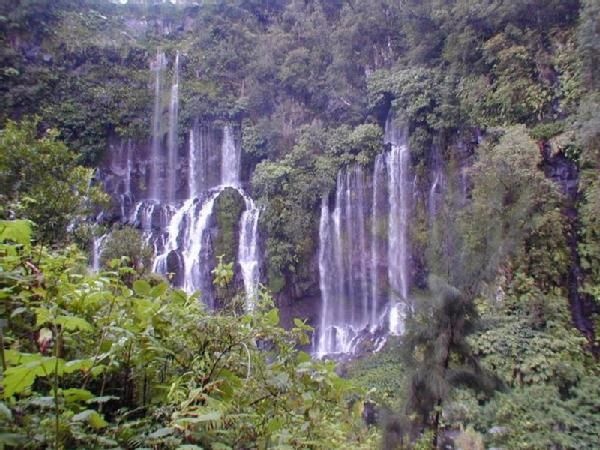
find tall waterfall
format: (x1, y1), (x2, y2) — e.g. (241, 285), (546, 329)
(221, 125), (240, 187)
(100, 50), (261, 310)
(385, 117), (410, 335)
(371, 154), (387, 328)
(149, 50), (166, 201)
(238, 195), (261, 311)
(316, 167), (380, 356)
(315, 115), (412, 356)
(149, 124), (261, 309)
(166, 51), (179, 202)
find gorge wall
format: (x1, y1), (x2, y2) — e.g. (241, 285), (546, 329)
(2, 0), (596, 357)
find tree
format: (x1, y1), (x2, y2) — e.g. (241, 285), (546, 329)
(457, 126), (564, 291)
(578, 0), (600, 91)
(400, 276), (495, 448)
(0, 118), (107, 244)
(99, 226), (153, 275)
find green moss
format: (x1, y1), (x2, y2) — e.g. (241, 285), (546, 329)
(528, 121), (565, 141)
(343, 339), (406, 411)
(213, 188), (245, 264)
(267, 269), (286, 294)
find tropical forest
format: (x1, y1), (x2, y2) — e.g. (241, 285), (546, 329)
(0, 0), (599, 448)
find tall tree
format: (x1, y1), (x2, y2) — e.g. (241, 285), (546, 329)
(0, 118), (106, 244)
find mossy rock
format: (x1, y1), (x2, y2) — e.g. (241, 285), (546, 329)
(212, 187), (245, 270)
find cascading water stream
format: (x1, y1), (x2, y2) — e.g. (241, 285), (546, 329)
(149, 50), (166, 201)
(317, 166), (383, 356)
(92, 234), (109, 272)
(332, 172), (345, 339)
(386, 120), (410, 335)
(354, 167), (370, 325)
(180, 193), (221, 297)
(371, 154), (386, 328)
(99, 49), (261, 312)
(125, 140), (132, 198)
(238, 195), (260, 311)
(167, 51), (179, 202)
(317, 197), (334, 356)
(315, 114), (412, 356)
(221, 124), (240, 187)
(150, 120), (261, 308)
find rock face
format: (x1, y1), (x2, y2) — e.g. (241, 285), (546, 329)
(97, 97), (483, 359)
(541, 137), (598, 348)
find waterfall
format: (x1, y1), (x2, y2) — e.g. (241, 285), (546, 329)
(315, 113), (412, 356)
(221, 125), (240, 186)
(354, 167), (370, 325)
(317, 197), (334, 356)
(371, 154), (386, 328)
(331, 173), (346, 349)
(167, 51), (179, 202)
(149, 49), (166, 201)
(109, 139), (134, 219)
(101, 50), (261, 310)
(238, 195), (260, 311)
(316, 166), (381, 356)
(145, 122), (260, 308)
(125, 140), (133, 198)
(386, 119), (410, 335)
(188, 128), (197, 198)
(188, 122), (210, 199)
(91, 234), (109, 272)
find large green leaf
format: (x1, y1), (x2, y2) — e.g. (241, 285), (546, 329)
(2, 355), (72, 398)
(133, 279), (151, 296)
(61, 388), (94, 404)
(71, 409), (108, 429)
(3, 361), (43, 398)
(55, 315), (93, 332)
(265, 308), (279, 326)
(149, 282), (168, 298)
(0, 220), (32, 246)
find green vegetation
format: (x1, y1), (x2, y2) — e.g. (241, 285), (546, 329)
(1, 0), (599, 448)
(0, 119), (107, 244)
(213, 188), (245, 265)
(0, 219), (376, 449)
(99, 226), (153, 275)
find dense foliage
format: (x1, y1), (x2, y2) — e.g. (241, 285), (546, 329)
(0, 220), (376, 449)
(0, 119), (107, 244)
(1, 0), (599, 448)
